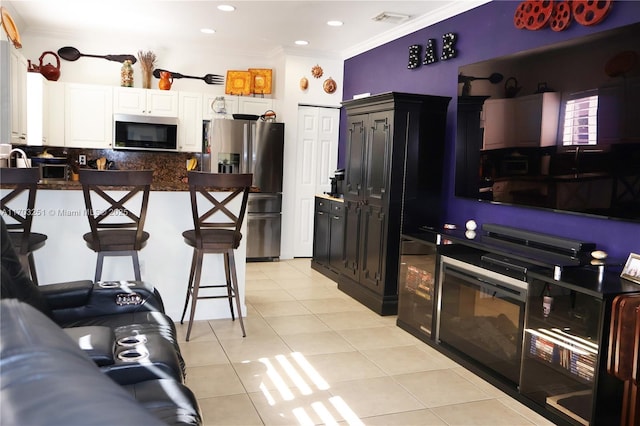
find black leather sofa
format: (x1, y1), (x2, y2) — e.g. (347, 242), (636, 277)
(1, 298), (201, 425)
(0, 219), (202, 425)
(0, 219), (185, 384)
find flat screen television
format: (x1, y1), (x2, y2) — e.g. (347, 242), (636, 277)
(455, 22), (640, 223)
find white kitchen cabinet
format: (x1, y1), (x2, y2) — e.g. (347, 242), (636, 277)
(482, 98), (513, 150)
(514, 92), (560, 147)
(26, 74), (66, 147)
(238, 96), (273, 116)
(6, 45), (28, 145)
(178, 91), (203, 152)
(202, 94), (272, 119)
(65, 83), (113, 148)
(113, 87), (178, 116)
(202, 94), (237, 120)
(26, 73), (48, 145)
(46, 82), (65, 146)
(483, 92), (560, 150)
(598, 77), (640, 144)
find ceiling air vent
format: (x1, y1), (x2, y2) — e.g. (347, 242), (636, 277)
(371, 11), (411, 24)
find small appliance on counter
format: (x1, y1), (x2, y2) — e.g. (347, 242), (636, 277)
(327, 168), (345, 198)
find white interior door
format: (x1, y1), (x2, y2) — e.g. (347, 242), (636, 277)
(293, 106), (339, 257)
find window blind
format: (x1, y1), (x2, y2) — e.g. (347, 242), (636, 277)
(562, 95), (598, 146)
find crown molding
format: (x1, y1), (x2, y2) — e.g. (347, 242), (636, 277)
(340, 0), (490, 59)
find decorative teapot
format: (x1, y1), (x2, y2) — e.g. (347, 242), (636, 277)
(504, 77), (522, 98)
(158, 71), (173, 90)
(39, 51), (60, 82)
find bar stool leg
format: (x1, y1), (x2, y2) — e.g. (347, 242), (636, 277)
(131, 251), (142, 281)
(185, 250), (205, 342)
(181, 249), (198, 324)
(26, 253), (39, 286)
(227, 248), (246, 337)
(223, 252), (235, 320)
(95, 252), (105, 282)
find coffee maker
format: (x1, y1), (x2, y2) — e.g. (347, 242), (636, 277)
(328, 169), (345, 198)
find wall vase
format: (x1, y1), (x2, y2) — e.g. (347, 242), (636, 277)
(142, 69), (152, 89)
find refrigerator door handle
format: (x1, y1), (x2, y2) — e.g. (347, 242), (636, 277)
(242, 122), (249, 174)
(250, 122), (257, 174)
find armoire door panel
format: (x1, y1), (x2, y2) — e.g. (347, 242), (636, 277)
(345, 116), (366, 199)
(365, 112), (391, 205)
(342, 199), (361, 280)
(360, 204), (385, 293)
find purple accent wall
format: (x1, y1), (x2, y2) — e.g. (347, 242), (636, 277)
(342, 1), (640, 260)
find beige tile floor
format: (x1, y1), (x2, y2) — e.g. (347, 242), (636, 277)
(175, 259), (556, 426)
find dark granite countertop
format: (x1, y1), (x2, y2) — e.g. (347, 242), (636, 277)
(5, 147), (203, 191)
(34, 178), (189, 192)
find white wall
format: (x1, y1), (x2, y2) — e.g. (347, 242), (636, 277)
(278, 53), (344, 259)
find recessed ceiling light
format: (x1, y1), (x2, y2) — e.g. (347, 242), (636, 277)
(327, 20), (343, 27)
(295, 40), (309, 46)
(200, 28), (216, 34)
(217, 5), (235, 12)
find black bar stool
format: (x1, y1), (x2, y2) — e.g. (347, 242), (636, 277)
(0, 167), (48, 285)
(79, 169), (153, 282)
(181, 171), (252, 341)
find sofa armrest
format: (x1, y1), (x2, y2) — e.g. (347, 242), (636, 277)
(49, 280), (166, 324)
(1, 299), (164, 426)
(39, 280), (94, 309)
(64, 326), (115, 367)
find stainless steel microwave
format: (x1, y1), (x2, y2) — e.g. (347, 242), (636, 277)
(113, 114), (178, 152)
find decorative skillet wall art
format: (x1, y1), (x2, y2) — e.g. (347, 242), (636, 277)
(514, 0), (613, 32)
(408, 32), (457, 70)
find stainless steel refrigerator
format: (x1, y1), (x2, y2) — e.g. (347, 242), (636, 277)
(207, 119), (284, 260)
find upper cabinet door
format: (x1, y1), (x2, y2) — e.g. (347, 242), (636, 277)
(178, 91), (203, 152)
(203, 95), (238, 120)
(147, 90), (179, 116)
(114, 88), (178, 116)
(65, 83), (113, 148)
(9, 48), (28, 144)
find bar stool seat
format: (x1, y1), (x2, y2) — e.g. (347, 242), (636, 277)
(180, 171), (252, 341)
(0, 167), (48, 285)
(83, 229), (150, 252)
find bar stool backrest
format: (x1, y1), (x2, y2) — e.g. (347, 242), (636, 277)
(187, 172), (252, 248)
(0, 167), (40, 254)
(79, 169), (153, 251)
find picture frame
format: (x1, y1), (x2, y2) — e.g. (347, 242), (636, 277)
(621, 253), (640, 284)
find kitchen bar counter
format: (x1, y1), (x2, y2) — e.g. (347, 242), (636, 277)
(1, 186), (248, 323)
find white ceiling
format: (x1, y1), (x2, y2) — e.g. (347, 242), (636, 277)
(5, 0), (487, 59)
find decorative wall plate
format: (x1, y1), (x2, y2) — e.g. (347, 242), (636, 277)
(1, 6), (21, 48)
(299, 76), (309, 90)
(225, 70), (252, 95)
(323, 77), (337, 94)
(311, 64), (323, 78)
(249, 68), (272, 94)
